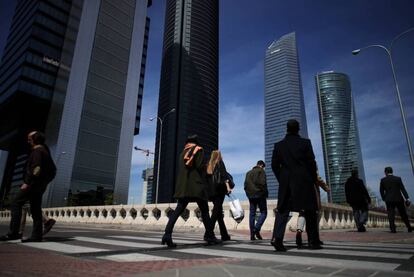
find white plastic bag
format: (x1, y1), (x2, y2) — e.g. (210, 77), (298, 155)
(227, 193), (244, 223)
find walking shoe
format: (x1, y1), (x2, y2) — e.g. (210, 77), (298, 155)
(0, 234), (21, 241)
(254, 230), (263, 240)
(221, 235), (231, 241)
(205, 237), (222, 246)
(21, 237), (42, 243)
(43, 219), (56, 236)
(271, 239), (287, 252)
(408, 227), (412, 233)
(308, 243), (323, 250)
(250, 234), (256, 241)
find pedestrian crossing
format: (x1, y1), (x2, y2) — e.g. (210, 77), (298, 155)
(2, 232), (414, 272)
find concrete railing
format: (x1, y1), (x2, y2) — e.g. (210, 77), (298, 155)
(0, 201), (398, 231)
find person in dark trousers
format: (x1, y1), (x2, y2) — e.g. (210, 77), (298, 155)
(206, 150), (232, 241)
(345, 169), (371, 232)
(162, 135), (221, 247)
(271, 119), (320, 251)
(380, 166), (412, 233)
(244, 160), (268, 240)
(0, 131), (56, 242)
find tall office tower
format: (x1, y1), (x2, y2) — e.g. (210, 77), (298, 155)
(154, 0), (219, 203)
(141, 168), (154, 204)
(316, 71), (365, 204)
(0, 0), (152, 208)
(264, 32), (308, 199)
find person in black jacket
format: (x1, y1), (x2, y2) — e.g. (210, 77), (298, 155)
(0, 131), (56, 242)
(271, 119), (320, 251)
(244, 160), (268, 240)
(345, 169), (371, 232)
(380, 166), (412, 233)
(206, 150), (232, 241)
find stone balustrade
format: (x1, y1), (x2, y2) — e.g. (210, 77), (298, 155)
(0, 201), (404, 231)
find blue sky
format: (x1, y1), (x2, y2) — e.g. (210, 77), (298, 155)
(1, 0), (413, 204)
(130, 0), (414, 204)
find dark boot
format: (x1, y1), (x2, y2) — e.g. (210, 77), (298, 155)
(271, 238), (287, 252)
(161, 234), (177, 248)
(205, 237), (222, 246)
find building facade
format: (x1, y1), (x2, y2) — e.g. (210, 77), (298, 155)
(264, 32), (308, 199)
(154, 0), (219, 203)
(141, 167), (154, 204)
(0, 0), (151, 207)
(316, 71), (365, 204)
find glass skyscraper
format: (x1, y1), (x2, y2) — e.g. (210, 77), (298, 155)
(316, 71), (365, 204)
(154, 0), (219, 203)
(0, 0), (152, 207)
(264, 32), (308, 199)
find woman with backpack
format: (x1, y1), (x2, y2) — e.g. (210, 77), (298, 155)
(206, 150), (232, 241)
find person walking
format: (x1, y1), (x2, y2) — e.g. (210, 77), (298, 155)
(271, 119), (320, 251)
(206, 150), (232, 241)
(244, 160), (268, 240)
(345, 169), (371, 232)
(295, 169), (329, 247)
(0, 131), (56, 242)
(162, 135), (221, 247)
(380, 166), (412, 233)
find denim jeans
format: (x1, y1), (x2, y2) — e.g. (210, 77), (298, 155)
(352, 209), (368, 229)
(248, 197), (267, 235)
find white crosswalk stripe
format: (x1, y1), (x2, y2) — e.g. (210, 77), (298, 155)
(20, 241), (107, 253)
(174, 247), (402, 271)
(12, 234), (413, 269)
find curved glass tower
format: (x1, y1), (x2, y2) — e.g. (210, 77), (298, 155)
(155, 0), (219, 203)
(265, 32), (308, 199)
(316, 71), (365, 204)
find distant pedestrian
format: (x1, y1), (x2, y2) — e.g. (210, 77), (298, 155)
(345, 169), (371, 232)
(206, 150), (232, 241)
(380, 167), (412, 233)
(271, 119), (321, 251)
(161, 135), (221, 247)
(244, 160), (268, 240)
(0, 131), (56, 242)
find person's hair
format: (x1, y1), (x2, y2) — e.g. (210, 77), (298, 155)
(287, 119), (300, 134)
(257, 160), (266, 167)
(207, 150), (222, 174)
(351, 169), (358, 177)
(384, 166), (393, 174)
(186, 134), (199, 144)
(28, 131), (45, 145)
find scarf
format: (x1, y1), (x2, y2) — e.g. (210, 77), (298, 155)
(183, 143), (202, 167)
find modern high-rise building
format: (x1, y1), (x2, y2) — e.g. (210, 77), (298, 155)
(141, 167), (154, 204)
(316, 71), (365, 204)
(154, 0), (219, 203)
(264, 32), (308, 199)
(0, 0), (152, 207)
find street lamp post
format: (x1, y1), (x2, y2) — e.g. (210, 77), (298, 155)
(150, 108), (176, 205)
(352, 27), (414, 178)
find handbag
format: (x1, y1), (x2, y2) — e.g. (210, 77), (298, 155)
(227, 193), (244, 223)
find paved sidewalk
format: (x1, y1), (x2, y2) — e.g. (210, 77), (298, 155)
(0, 223), (413, 277)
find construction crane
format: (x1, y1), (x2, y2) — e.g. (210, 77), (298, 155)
(134, 147), (154, 157)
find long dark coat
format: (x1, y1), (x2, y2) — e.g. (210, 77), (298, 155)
(380, 175), (409, 203)
(271, 134), (318, 212)
(174, 146), (209, 201)
(345, 176), (371, 210)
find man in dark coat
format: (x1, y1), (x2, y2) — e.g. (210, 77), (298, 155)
(345, 169), (371, 232)
(380, 166), (412, 233)
(162, 135), (220, 247)
(244, 160), (268, 240)
(271, 119), (320, 251)
(0, 131), (56, 242)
